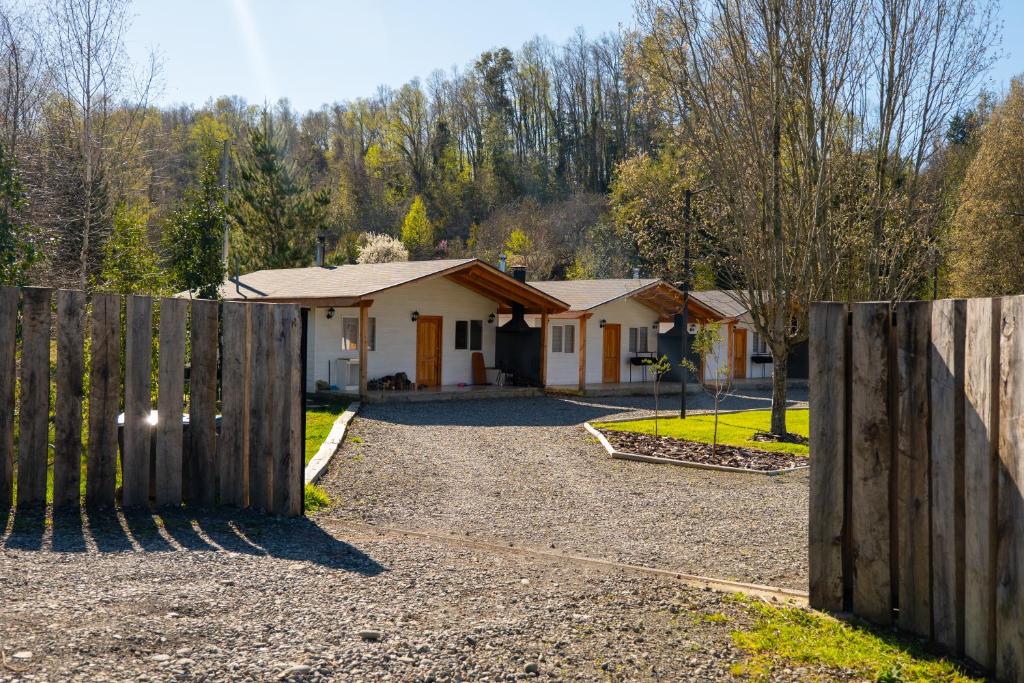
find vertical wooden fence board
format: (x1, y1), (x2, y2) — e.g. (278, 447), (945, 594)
(219, 302), (250, 507)
(931, 299), (966, 653)
(189, 299), (219, 507)
(964, 297), (999, 669)
(997, 294), (1024, 682)
(86, 294), (121, 507)
(16, 287), (52, 508)
(248, 304), (273, 511)
(808, 302), (847, 612)
(122, 295), (153, 508)
(850, 302), (893, 625)
(895, 300), (932, 638)
(53, 290), (86, 508)
(155, 298), (187, 507)
(0, 287), (17, 510)
(286, 306), (303, 517)
(269, 305), (302, 516)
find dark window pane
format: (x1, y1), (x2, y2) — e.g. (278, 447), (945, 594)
(470, 320), (483, 350)
(455, 320), (468, 349)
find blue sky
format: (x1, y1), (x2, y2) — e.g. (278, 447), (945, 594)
(126, 0), (1023, 113)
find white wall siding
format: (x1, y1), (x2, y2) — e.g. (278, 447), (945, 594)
(582, 298), (662, 384)
(306, 276), (500, 390)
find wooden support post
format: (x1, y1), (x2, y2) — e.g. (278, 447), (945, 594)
(997, 294), (1024, 682)
(964, 297), (999, 669)
(850, 302), (893, 625)
(540, 310), (548, 387)
(17, 288), (52, 509)
(53, 289), (86, 508)
(87, 294), (121, 507)
(808, 302), (848, 612)
(155, 298), (187, 507)
(931, 298), (966, 653)
(359, 301), (369, 398)
(122, 295), (153, 509)
(895, 300), (932, 638)
(0, 287), (17, 510)
(577, 314), (589, 392)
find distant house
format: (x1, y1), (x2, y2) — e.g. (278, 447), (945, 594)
(215, 259), (568, 396)
(522, 278), (725, 390)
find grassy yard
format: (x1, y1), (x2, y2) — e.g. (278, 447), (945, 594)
(729, 596), (979, 682)
(594, 409), (810, 456)
(305, 398), (350, 465)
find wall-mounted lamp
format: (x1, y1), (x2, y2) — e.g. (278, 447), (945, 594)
(326, 307), (336, 319)
(488, 313), (496, 324)
(652, 321), (660, 329)
(599, 319), (607, 328)
(411, 311), (419, 322)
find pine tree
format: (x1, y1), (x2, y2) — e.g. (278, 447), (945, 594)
(164, 159), (227, 298)
(400, 195), (435, 258)
(230, 110), (329, 271)
(0, 142), (36, 286)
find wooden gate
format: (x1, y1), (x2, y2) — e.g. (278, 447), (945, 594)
(808, 298), (1023, 681)
(0, 288), (304, 516)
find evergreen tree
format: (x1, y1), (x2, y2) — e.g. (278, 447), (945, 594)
(230, 110), (329, 270)
(98, 203), (167, 295)
(164, 159), (227, 298)
(0, 141), (36, 286)
(400, 195), (435, 258)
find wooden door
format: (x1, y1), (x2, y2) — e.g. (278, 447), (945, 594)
(602, 324), (620, 383)
(732, 327), (747, 379)
(416, 316), (443, 387)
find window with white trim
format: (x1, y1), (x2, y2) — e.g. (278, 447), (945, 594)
(550, 324), (576, 354)
(628, 326), (649, 353)
(752, 331), (768, 355)
(341, 316), (376, 351)
(455, 320), (483, 351)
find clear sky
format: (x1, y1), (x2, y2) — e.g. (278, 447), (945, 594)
(125, 0), (1023, 113)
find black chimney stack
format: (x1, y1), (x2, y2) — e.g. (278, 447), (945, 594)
(511, 265), (526, 282)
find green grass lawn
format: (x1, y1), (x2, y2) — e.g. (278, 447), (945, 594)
(305, 398), (350, 465)
(594, 409), (810, 456)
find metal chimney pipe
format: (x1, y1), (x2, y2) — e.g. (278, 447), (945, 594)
(498, 253), (507, 272)
(632, 266), (640, 279)
(315, 234), (326, 267)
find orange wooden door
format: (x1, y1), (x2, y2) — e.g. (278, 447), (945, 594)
(602, 324), (620, 383)
(416, 316), (443, 387)
(732, 328), (747, 379)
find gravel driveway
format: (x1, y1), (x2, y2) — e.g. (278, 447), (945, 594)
(321, 389), (809, 590)
(1, 509), (835, 682)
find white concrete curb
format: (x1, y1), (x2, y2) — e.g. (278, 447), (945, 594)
(583, 420), (808, 476)
(304, 401), (361, 485)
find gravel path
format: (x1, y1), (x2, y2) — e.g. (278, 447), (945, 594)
(321, 390), (809, 590)
(0, 509), (837, 682)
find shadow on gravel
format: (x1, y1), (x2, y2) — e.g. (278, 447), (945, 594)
(0, 507), (385, 576)
(368, 392), (806, 428)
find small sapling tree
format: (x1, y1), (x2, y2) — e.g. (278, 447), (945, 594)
(681, 322), (732, 455)
(643, 354), (673, 437)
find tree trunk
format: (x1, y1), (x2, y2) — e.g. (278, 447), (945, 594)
(770, 349), (788, 435)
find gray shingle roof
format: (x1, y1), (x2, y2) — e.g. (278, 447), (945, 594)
(217, 259), (476, 300)
(689, 290), (751, 321)
(526, 278), (662, 311)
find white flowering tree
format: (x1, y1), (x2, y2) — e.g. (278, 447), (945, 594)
(356, 232), (409, 264)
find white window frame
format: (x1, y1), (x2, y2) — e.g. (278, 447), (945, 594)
(628, 326), (649, 353)
(341, 316), (375, 351)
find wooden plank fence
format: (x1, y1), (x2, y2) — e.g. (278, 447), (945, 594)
(0, 288), (303, 517)
(809, 297), (1024, 681)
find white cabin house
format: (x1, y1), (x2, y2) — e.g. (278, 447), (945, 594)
(521, 278), (726, 390)
(688, 290), (775, 381)
(216, 259), (568, 396)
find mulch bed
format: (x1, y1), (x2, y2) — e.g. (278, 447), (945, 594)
(599, 429), (807, 472)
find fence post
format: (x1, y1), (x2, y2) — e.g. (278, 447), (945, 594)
(17, 287), (52, 509)
(53, 290), (86, 508)
(964, 297), (1000, 669)
(895, 300), (932, 638)
(850, 302), (894, 625)
(930, 298), (966, 654)
(997, 294), (1024, 681)
(87, 294), (121, 507)
(808, 302), (847, 612)
(0, 287), (17, 510)
(122, 295), (153, 509)
(248, 304), (273, 511)
(155, 298), (187, 507)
